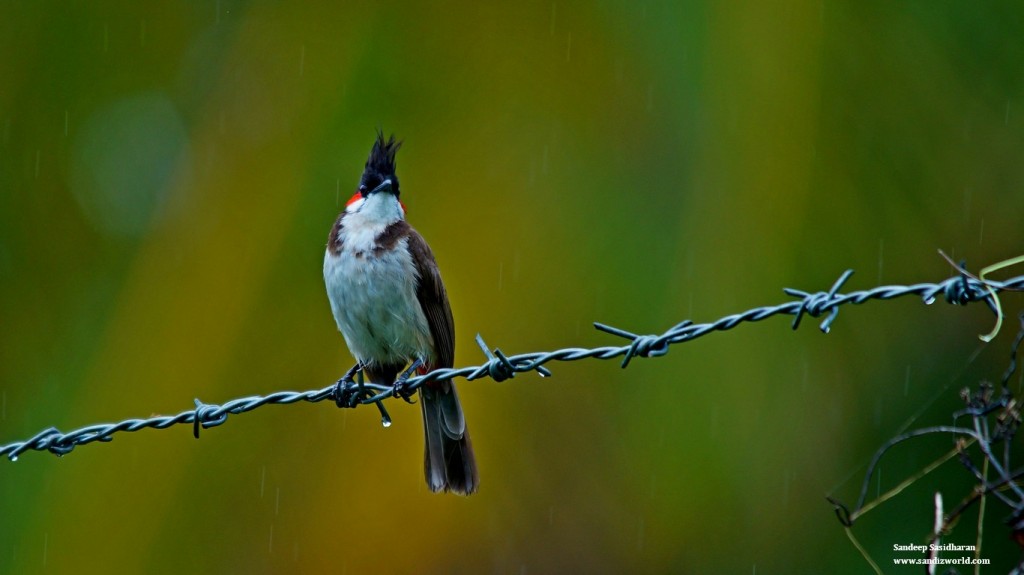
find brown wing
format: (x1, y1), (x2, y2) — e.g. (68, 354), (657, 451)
(326, 211), (347, 256)
(407, 226), (476, 492)
(406, 227), (455, 368)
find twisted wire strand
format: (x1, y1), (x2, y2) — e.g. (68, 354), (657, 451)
(3, 268), (1022, 462)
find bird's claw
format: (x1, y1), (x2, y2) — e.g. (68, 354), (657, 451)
(333, 378), (361, 408)
(332, 363), (365, 408)
(391, 357), (423, 404)
(392, 379), (417, 404)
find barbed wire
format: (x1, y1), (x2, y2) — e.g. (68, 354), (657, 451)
(3, 266), (1023, 462)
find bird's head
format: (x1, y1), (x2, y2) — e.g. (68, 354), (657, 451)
(345, 131), (405, 220)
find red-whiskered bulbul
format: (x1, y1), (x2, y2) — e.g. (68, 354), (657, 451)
(323, 131), (478, 495)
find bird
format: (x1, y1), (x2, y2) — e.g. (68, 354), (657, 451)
(323, 131), (478, 495)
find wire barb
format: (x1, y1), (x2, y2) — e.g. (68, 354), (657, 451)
(192, 398), (228, 439)
(784, 269), (854, 333)
(593, 323), (670, 368)
(2, 266), (1024, 462)
(475, 334), (515, 382)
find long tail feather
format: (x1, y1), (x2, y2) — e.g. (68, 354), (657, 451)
(420, 381), (478, 495)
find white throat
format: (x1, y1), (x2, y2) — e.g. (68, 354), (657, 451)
(345, 191), (404, 227)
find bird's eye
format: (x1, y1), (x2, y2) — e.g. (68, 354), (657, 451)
(361, 177), (381, 195)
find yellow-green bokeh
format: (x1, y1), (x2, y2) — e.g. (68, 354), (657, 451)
(2, 1), (1023, 573)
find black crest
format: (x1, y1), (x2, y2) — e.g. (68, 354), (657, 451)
(366, 130), (401, 175)
(361, 130), (402, 196)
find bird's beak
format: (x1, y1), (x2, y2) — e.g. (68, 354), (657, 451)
(368, 179), (394, 195)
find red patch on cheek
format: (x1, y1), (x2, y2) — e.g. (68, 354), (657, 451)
(345, 192), (405, 214)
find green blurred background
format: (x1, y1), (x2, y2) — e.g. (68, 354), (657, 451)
(1, 1), (1023, 573)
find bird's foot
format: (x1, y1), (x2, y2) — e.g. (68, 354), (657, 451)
(333, 380), (361, 408)
(391, 379), (417, 404)
(333, 363), (364, 408)
(392, 358), (424, 404)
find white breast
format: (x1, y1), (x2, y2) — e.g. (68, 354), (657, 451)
(323, 202), (432, 368)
